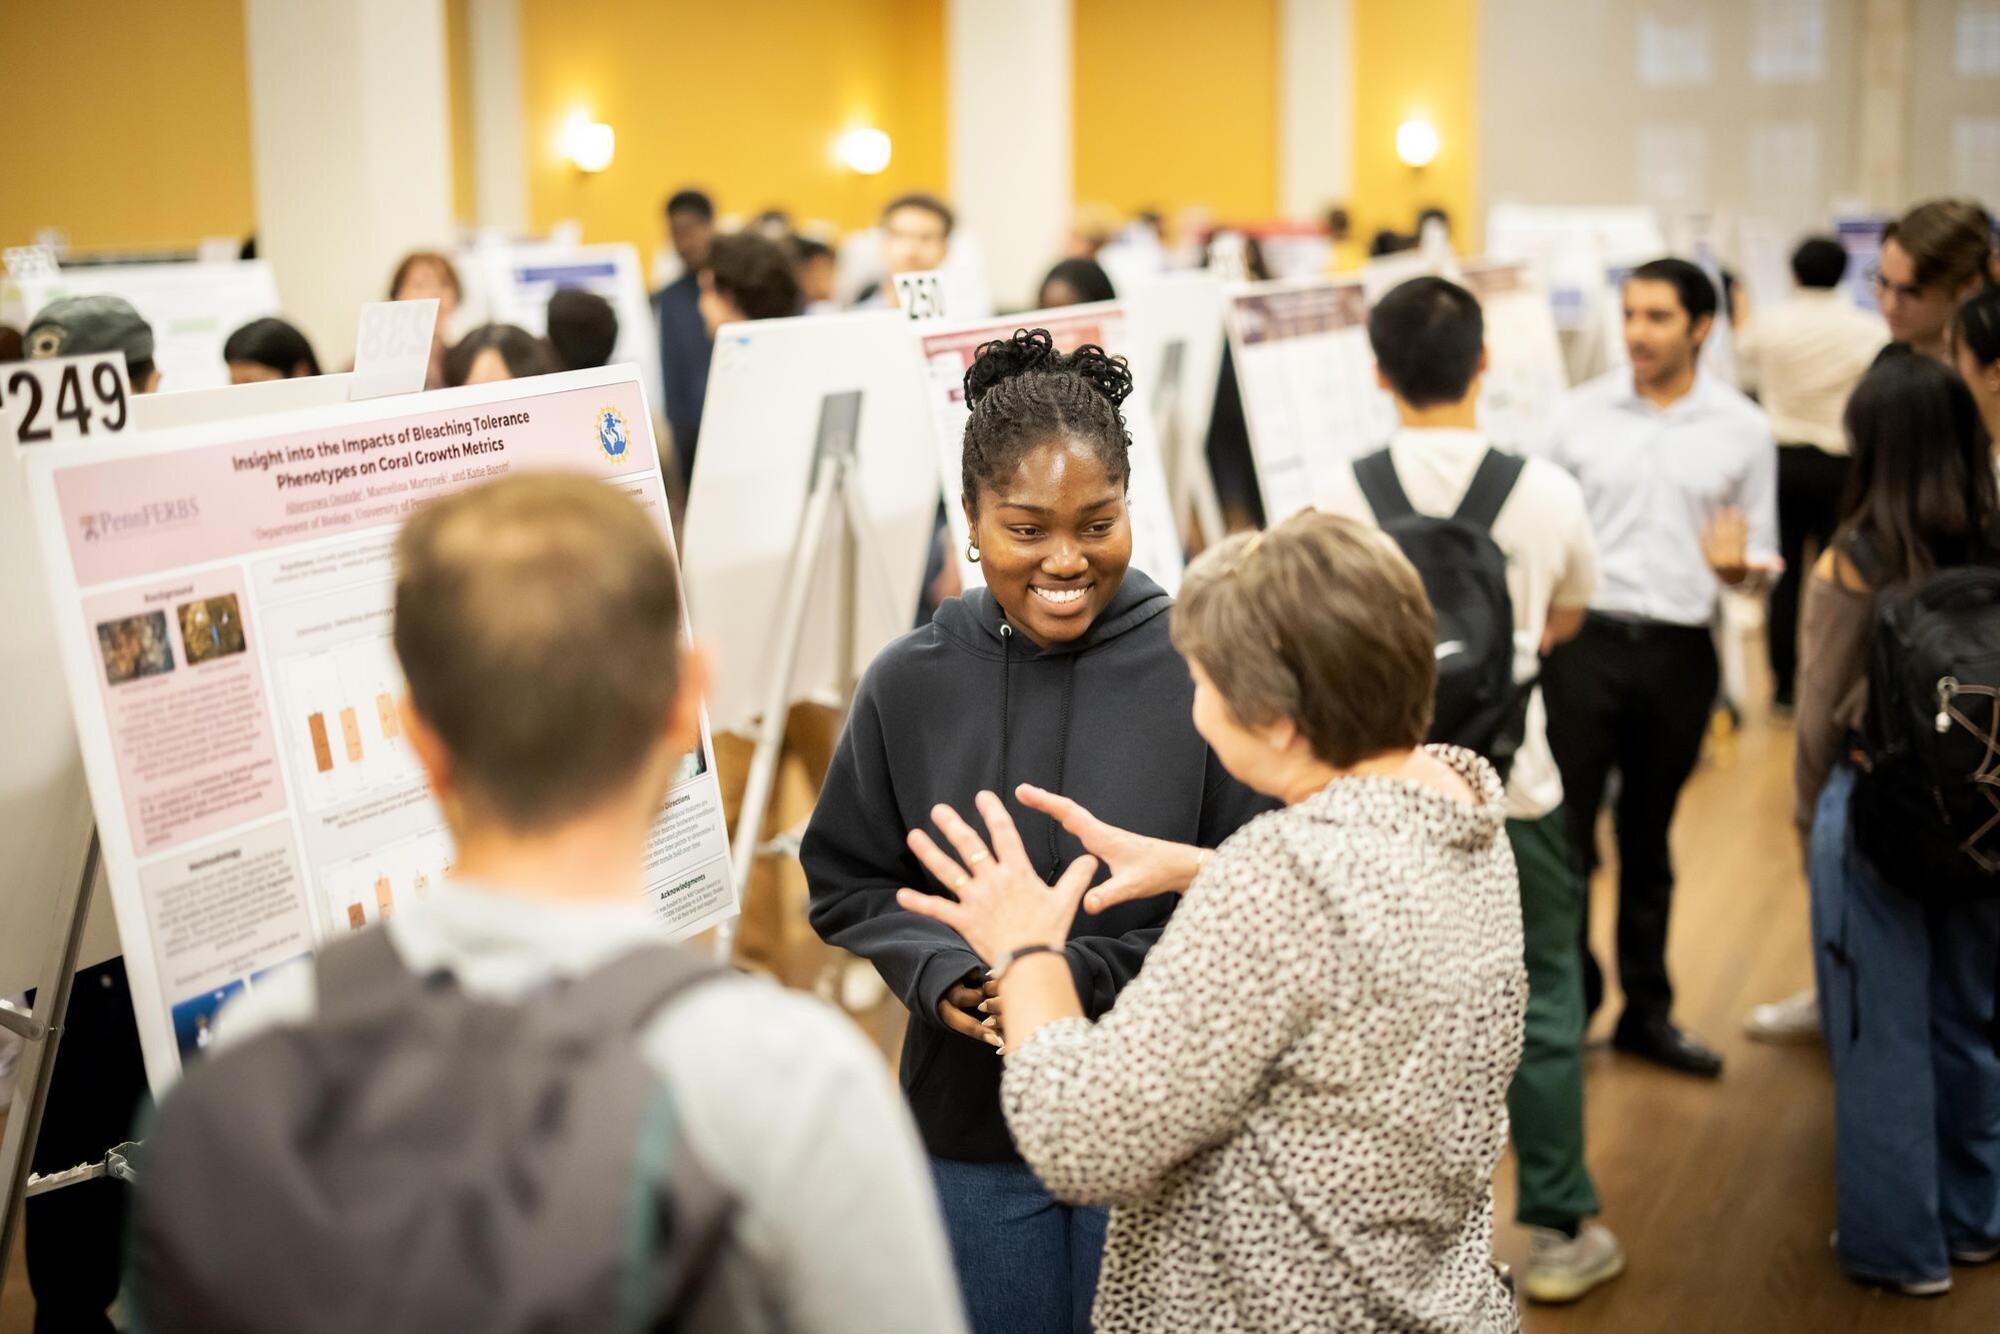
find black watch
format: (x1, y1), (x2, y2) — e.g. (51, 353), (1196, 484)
(987, 942), (1063, 982)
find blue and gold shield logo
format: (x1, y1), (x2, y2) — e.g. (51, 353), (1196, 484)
(595, 405), (630, 461)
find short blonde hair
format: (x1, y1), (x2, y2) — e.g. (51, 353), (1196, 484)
(1171, 511), (1436, 767)
(393, 473), (683, 828)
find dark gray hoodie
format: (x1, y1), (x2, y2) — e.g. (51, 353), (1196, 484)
(803, 570), (1274, 1162)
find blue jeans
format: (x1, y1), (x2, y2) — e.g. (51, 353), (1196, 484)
(1810, 764), (2000, 1286)
(930, 1156), (1107, 1334)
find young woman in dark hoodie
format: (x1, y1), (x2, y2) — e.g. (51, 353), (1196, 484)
(803, 329), (1272, 1333)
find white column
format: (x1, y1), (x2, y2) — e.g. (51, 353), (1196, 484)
(949, 0), (1072, 312)
(1855, 0), (1910, 210)
(1279, 0), (1354, 220)
(468, 0), (528, 236)
(244, 0), (454, 367)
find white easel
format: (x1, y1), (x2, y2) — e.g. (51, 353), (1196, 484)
(679, 312), (941, 966)
(716, 404), (904, 962)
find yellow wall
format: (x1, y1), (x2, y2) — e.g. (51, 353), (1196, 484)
(0, 0), (254, 254)
(1351, 0), (1479, 250)
(1073, 0), (1279, 223)
(520, 0), (948, 258)
(445, 0), (477, 226)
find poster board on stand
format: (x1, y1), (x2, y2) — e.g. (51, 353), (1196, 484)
(462, 241), (666, 421)
(917, 303), (1184, 595)
(680, 313), (939, 737)
(23, 366), (733, 1093)
(1221, 277), (1393, 522)
(1121, 272), (1228, 542)
(1457, 259), (1570, 450)
(4, 261), (283, 392)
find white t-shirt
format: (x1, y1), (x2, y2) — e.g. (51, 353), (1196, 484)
(1321, 427), (1599, 821)
(211, 884), (968, 1334)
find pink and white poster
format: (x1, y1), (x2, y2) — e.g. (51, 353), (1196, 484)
(25, 366), (733, 1092)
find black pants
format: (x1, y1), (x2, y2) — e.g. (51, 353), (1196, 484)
(1543, 615), (1719, 1031)
(1768, 444), (1851, 705)
(24, 957), (149, 1334)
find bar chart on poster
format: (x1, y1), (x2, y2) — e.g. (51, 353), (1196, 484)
(276, 633), (422, 812)
(318, 826), (454, 932)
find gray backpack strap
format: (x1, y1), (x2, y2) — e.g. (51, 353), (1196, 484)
(314, 926), (426, 1027)
(539, 943), (726, 1046)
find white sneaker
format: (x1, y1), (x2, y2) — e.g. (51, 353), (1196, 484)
(1952, 1240), (2000, 1265)
(1745, 989), (1821, 1043)
(1522, 1223), (1625, 1304)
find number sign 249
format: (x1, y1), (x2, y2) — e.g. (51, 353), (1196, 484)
(1, 354), (131, 446)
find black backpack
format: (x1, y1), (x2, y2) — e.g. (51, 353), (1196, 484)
(131, 929), (735, 1334)
(1846, 531), (2000, 902)
(1355, 447), (1530, 773)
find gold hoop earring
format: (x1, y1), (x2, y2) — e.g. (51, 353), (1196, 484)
(965, 540), (981, 564)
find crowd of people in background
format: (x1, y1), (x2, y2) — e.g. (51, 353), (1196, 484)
(3, 184), (2000, 1333)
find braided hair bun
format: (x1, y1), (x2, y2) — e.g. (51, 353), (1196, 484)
(963, 328), (1133, 409)
(960, 328), (1135, 508)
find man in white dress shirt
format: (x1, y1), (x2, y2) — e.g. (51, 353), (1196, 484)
(1539, 259), (1780, 1079)
(1735, 234), (1887, 713)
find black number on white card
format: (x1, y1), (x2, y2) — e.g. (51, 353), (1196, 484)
(93, 362), (128, 432)
(7, 369), (50, 443)
(55, 364), (92, 435)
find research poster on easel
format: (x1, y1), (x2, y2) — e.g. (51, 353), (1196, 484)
(1222, 278), (1395, 521)
(1457, 259), (1569, 450)
(918, 304), (1184, 595)
(23, 366), (734, 1092)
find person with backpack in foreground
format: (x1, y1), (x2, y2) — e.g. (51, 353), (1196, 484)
(1320, 275), (1619, 1304)
(1538, 258), (1781, 1079)
(130, 474), (968, 1334)
(1795, 350), (2000, 1297)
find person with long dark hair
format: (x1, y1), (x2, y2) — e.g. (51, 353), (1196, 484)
(1797, 350), (2000, 1296)
(1955, 285), (2000, 452)
(802, 330), (1271, 1333)
(224, 317), (321, 383)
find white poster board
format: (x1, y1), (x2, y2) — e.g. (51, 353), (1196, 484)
(23, 366), (733, 1092)
(1121, 272), (1228, 540)
(1458, 260), (1570, 451)
(918, 303), (1184, 595)
(1222, 277), (1394, 522)
(681, 313), (939, 737)
(3, 261), (283, 392)
(135, 374), (360, 434)
(461, 241), (665, 420)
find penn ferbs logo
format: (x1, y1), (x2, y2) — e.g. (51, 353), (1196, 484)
(79, 497), (201, 542)
(595, 405), (630, 462)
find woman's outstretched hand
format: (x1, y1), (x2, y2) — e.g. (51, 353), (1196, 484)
(897, 791), (1098, 966)
(1014, 783), (1207, 913)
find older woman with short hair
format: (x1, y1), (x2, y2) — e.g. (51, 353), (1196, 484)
(900, 511), (1525, 1333)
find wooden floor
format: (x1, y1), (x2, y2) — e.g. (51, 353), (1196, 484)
(4, 707), (1996, 1331)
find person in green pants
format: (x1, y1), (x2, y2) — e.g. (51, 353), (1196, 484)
(1322, 275), (1624, 1303)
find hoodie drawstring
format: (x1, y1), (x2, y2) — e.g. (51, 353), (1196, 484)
(996, 618), (1077, 882)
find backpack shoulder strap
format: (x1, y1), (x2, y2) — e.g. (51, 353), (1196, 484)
(544, 943), (726, 1046)
(1353, 448), (1416, 523)
(1841, 528), (1889, 589)
(313, 927), (426, 1027)
(1451, 448), (1529, 532)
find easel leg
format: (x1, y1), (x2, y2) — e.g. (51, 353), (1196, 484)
(0, 831), (101, 1303)
(716, 459), (849, 964)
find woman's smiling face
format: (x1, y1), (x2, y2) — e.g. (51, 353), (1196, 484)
(967, 437), (1132, 648)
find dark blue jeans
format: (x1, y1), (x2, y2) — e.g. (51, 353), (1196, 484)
(1811, 764), (2000, 1286)
(930, 1156), (1107, 1334)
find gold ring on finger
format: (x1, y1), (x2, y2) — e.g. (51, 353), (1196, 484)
(966, 849), (991, 866)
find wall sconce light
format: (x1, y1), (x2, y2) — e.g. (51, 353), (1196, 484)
(1395, 117), (1440, 169)
(563, 114), (616, 174)
(834, 127), (893, 176)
